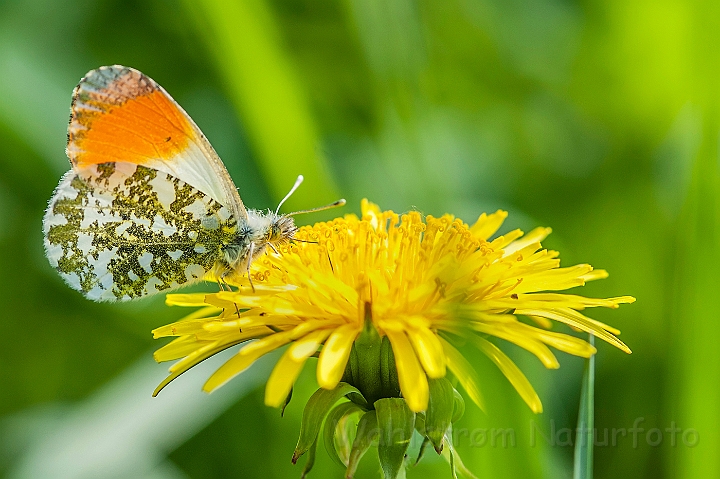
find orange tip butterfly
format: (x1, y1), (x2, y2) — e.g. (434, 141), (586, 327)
(43, 65), (344, 301)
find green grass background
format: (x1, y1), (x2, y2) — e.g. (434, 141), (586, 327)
(0, 0), (717, 478)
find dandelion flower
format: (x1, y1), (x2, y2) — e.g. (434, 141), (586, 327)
(152, 199), (633, 476)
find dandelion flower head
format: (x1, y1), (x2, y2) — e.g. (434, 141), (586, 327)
(153, 200), (633, 415)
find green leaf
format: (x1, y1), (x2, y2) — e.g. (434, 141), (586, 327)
(293, 383), (365, 463)
(346, 410), (379, 479)
(375, 398), (416, 479)
(573, 334), (595, 479)
(323, 402), (366, 468)
(425, 377), (455, 453)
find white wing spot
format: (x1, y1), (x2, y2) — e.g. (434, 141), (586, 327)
(77, 233), (94, 255)
(144, 277), (164, 294)
(184, 264), (205, 281)
(194, 245), (207, 254)
(45, 243), (63, 267)
(202, 216), (219, 230)
(128, 270), (140, 281)
(152, 214), (177, 236)
(149, 173), (176, 208)
(139, 252), (154, 273)
(110, 163), (138, 183)
(43, 211), (68, 235)
(184, 199), (207, 219)
(52, 172), (79, 201)
(99, 272), (114, 290)
(61, 272), (81, 290)
(86, 287), (103, 301)
(92, 248), (118, 276)
(115, 222), (131, 236)
(188, 231), (198, 240)
(217, 206), (231, 221)
(131, 214), (151, 229)
(167, 250), (183, 260)
(79, 199), (119, 228)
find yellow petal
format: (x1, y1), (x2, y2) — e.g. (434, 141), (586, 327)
(502, 227), (552, 256)
(469, 210), (508, 240)
(489, 229), (525, 250)
(202, 352), (258, 393)
(519, 324), (597, 357)
(154, 339), (236, 396)
(265, 329), (331, 407)
(405, 323), (446, 378)
(317, 323), (360, 388)
(470, 336), (543, 413)
(165, 294), (210, 306)
(580, 269), (609, 281)
(515, 307), (630, 352)
(152, 318), (215, 338)
(440, 337), (485, 410)
(464, 321), (560, 369)
(385, 330), (429, 412)
(203, 331), (292, 392)
(154, 336), (210, 362)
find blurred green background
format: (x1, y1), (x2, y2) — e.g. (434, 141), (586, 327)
(0, 0), (718, 478)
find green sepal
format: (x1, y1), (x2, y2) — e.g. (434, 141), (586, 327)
(344, 311), (401, 405)
(300, 431), (318, 479)
(425, 377), (455, 453)
(323, 401), (366, 468)
(346, 410), (379, 479)
(451, 388), (465, 423)
(375, 398), (416, 479)
(380, 336), (400, 398)
(293, 383), (365, 464)
(414, 436), (431, 466)
(412, 412), (427, 464)
(282, 386), (294, 417)
(346, 390), (370, 410)
(442, 425), (478, 479)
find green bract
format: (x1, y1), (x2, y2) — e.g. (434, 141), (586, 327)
(292, 325), (470, 479)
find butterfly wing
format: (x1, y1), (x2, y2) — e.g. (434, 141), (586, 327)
(66, 65), (247, 221)
(43, 162), (238, 301)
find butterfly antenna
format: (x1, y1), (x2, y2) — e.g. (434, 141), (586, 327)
(286, 199), (346, 217)
(276, 175), (305, 215)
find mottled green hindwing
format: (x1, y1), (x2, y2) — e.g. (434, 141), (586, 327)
(43, 162), (238, 301)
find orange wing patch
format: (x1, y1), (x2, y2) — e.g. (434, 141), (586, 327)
(67, 66), (194, 168)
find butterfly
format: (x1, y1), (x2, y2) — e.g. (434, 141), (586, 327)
(43, 65), (343, 301)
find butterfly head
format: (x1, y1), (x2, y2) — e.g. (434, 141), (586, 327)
(269, 175), (346, 247)
(266, 213), (298, 246)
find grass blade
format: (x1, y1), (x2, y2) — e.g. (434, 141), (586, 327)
(573, 333), (595, 479)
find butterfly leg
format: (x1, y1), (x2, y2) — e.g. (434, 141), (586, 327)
(219, 271), (242, 319)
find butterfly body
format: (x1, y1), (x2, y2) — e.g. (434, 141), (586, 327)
(43, 66), (301, 301)
(215, 209), (297, 281)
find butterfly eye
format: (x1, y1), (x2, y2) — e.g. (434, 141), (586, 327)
(267, 224), (281, 241)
